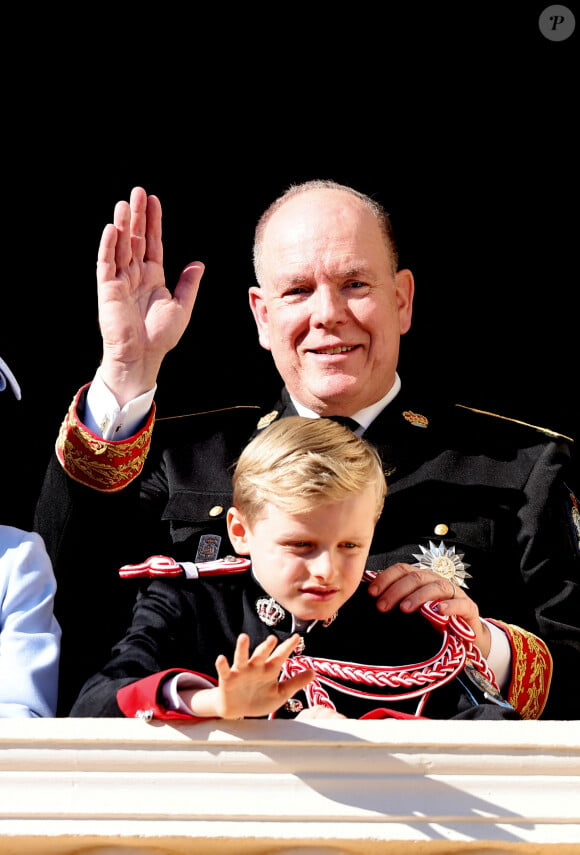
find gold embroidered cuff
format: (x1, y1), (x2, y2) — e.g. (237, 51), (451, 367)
(488, 619), (553, 719)
(55, 384), (155, 493)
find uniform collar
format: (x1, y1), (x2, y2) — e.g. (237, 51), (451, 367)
(289, 373), (401, 432)
(251, 569), (330, 633)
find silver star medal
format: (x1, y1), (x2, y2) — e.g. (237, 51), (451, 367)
(412, 540), (472, 589)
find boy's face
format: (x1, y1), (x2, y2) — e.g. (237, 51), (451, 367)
(227, 487), (377, 622)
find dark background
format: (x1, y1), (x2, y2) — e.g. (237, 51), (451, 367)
(2, 5), (578, 528)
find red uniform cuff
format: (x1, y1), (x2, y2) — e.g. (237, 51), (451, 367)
(55, 384), (155, 492)
(487, 619), (553, 719)
(117, 669), (217, 721)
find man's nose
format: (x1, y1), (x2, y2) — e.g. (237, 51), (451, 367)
(311, 286), (347, 327)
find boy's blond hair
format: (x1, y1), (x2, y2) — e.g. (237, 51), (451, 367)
(232, 417), (386, 525)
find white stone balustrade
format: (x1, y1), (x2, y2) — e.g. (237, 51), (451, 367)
(0, 718), (579, 854)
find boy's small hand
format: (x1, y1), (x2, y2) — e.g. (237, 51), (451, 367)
(187, 633), (314, 720)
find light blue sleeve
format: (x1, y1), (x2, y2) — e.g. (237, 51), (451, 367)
(0, 526), (61, 717)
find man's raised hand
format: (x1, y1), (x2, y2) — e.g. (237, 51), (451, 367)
(97, 187), (204, 405)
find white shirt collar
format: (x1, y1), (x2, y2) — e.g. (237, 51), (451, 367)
(289, 373), (401, 432)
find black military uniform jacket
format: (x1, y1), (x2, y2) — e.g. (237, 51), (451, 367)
(36, 382), (579, 718)
(69, 563), (518, 721)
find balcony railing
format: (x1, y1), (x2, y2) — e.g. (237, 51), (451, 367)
(1, 718), (579, 854)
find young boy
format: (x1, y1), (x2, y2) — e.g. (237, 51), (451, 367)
(69, 418), (532, 721)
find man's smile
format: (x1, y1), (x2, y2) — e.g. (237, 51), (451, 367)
(307, 345), (358, 355)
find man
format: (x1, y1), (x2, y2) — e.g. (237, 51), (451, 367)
(35, 182), (578, 718)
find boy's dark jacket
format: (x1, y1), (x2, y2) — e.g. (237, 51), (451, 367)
(37, 382), (579, 718)
(69, 564), (520, 722)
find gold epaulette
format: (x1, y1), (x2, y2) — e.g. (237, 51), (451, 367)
(55, 384), (155, 493)
(487, 619), (553, 719)
(455, 404), (574, 442)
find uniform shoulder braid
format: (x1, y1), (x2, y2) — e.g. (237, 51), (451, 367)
(118, 554), (251, 580)
(150, 401), (266, 452)
(155, 403), (263, 425)
(454, 404), (574, 443)
(154, 402), (263, 435)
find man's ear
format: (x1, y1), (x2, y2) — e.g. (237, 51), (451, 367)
(395, 268), (415, 335)
(226, 507), (251, 555)
(248, 286), (272, 351)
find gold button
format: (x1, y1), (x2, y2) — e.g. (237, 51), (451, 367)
(434, 523), (449, 536)
(208, 505), (224, 518)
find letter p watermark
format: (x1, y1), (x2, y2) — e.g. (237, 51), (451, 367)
(539, 5), (576, 40)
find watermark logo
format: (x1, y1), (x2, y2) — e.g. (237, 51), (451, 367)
(539, 5), (576, 41)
